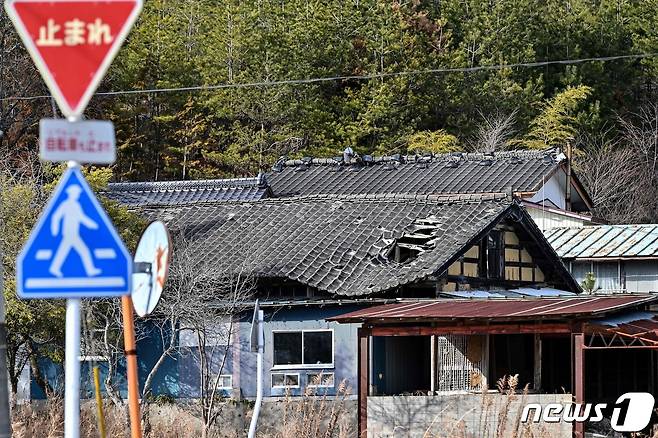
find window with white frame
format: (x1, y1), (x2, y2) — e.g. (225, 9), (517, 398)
(272, 330), (333, 367)
(218, 375), (232, 390)
(271, 372), (300, 388)
(307, 372), (334, 388)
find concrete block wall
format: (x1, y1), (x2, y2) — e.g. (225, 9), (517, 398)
(367, 393), (573, 438)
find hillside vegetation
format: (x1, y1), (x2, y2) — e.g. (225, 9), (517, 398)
(2, 0), (658, 221)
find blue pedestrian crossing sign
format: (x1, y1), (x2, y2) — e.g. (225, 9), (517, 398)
(17, 167), (132, 298)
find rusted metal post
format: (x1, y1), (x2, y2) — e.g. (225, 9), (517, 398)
(357, 328), (369, 438)
(573, 333), (585, 438)
(121, 295), (143, 438)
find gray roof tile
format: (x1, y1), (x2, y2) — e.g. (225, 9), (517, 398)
(267, 149), (561, 197)
(104, 175), (270, 206)
(143, 193), (517, 297)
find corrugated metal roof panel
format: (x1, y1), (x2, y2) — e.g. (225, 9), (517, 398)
(573, 226), (624, 257)
(605, 227), (651, 258)
(546, 227), (586, 254)
(562, 227), (610, 258)
(545, 225), (658, 259)
(588, 311), (658, 344)
(330, 295), (657, 322)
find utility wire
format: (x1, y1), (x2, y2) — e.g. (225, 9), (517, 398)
(2, 52), (656, 102)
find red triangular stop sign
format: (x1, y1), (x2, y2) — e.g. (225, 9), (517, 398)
(4, 0), (143, 119)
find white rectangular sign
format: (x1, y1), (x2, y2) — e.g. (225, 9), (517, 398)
(39, 119), (116, 164)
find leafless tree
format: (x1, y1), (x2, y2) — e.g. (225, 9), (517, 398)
(619, 103), (658, 187)
(0, 12), (50, 169)
(138, 235), (255, 437)
(574, 132), (649, 223)
(573, 105), (658, 224)
(191, 265), (254, 438)
(468, 110), (517, 153)
(84, 299), (146, 408)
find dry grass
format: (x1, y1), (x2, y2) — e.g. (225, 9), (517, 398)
(9, 379), (353, 438)
(11, 398), (204, 438)
(12, 379), (658, 438)
(260, 377), (353, 438)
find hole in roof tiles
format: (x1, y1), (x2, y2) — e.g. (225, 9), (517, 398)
(383, 216), (442, 263)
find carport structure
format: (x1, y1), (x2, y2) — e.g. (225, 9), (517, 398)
(330, 294), (658, 438)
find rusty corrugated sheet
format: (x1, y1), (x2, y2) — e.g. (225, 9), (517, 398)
(587, 311), (658, 344)
(544, 225), (658, 259)
(330, 295), (658, 323)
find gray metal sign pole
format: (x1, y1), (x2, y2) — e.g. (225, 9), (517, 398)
(63, 160), (81, 438)
(247, 305), (264, 438)
(0, 177), (11, 437)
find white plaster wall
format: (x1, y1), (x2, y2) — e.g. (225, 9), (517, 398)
(527, 206), (587, 230)
(529, 171), (566, 210)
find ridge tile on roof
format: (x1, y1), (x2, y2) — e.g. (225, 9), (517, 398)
(104, 174), (270, 206)
(267, 148), (562, 197)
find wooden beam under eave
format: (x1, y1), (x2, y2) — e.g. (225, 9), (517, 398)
(369, 323), (571, 337)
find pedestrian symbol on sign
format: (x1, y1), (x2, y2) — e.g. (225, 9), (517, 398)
(49, 184), (102, 278)
(17, 166), (132, 298)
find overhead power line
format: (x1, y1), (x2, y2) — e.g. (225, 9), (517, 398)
(2, 52), (656, 102)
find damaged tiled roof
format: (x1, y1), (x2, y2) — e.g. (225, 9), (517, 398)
(144, 193), (514, 297)
(267, 149), (562, 197)
(104, 174), (270, 206)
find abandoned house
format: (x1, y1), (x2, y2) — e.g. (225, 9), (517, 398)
(133, 191), (582, 402)
(546, 224), (658, 293)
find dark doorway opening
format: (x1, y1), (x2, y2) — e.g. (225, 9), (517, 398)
(488, 334), (534, 389)
(541, 335), (571, 394)
(586, 349), (657, 405)
(372, 336), (431, 395)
